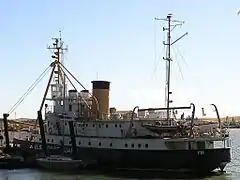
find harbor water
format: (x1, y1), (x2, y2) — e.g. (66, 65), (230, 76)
(0, 129), (240, 180)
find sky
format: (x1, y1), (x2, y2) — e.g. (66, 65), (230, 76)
(0, 0), (240, 119)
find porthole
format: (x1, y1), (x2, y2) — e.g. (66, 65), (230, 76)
(88, 142), (91, 146)
(145, 144), (148, 148)
(125, 143), (128, 148)
(99, 142), (102, 146)
(138, 144), (141, 148)
(131, 144), (134, 148)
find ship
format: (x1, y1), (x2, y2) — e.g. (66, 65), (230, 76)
(11, 14), (231, 173)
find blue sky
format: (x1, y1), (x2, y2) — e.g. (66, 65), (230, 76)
(0, 0), (240, 119)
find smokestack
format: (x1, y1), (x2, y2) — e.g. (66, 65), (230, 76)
(91, 80), (110, 119)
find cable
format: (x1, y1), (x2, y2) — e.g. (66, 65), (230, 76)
(8, 65), (51, 115)
(173, 44), (189, 68)
(151, 19), (166, 80)
(172, 46), (184, 81)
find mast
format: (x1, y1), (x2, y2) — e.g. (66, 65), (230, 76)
(155, 14), (188, 124)
(47, 31), (68, 85)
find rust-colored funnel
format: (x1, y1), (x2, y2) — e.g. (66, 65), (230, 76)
(91, 80), (110, 119)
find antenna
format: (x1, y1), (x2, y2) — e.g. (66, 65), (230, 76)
(47, 31), (68, 84)
(155, 13), (188, 124)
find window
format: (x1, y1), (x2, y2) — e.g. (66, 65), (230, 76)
(115, 124), (117, 128)
(145, 144), (148, 148)
(131, 144), (134, 148)
(93, 124), (95, 128)
(106, 124), (108, 128)
(125, 143), (128, 148)
(99, 142), (102, 146)
(79, 141), (81, 145)
(138, 144), (141, 148)
(51, 139), (54, 142)
(110, 143), (113, 147)
(88, 142), (91, 146)
(69, 104), (72, 111)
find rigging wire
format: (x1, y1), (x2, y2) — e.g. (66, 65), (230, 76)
(151, 21), (166, 79)
(59, 66), (91, 110)
(172, 46), (184, 81)
(174, 44), (189, 68)
(8, 65), (51, 115)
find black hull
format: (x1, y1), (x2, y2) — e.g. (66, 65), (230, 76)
(78, 148), (231, 172)
(13, 139), (231, 173)
(0, 158), (24, 169)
